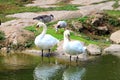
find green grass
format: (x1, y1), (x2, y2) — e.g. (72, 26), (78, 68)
(104, 10), (120, 27)
(91, 0), (110, 5)
(104, 10), (120, 18)
(0, 31), (5, 40)
(0, 0), (78, 22)
(112, 0), (119, 9)
(0, 14), (15, 22)
(1, 5), (78, 15)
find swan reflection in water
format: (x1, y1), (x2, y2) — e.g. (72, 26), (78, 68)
(33, 64), (65, 80)
(63, 66), (86, 80)
(33, 64), (86, 80)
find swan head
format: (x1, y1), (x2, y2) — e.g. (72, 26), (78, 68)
(36, 22), (46, 29)
(64, 30), (70, 41)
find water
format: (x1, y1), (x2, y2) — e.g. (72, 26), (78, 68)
(82, 54), (120, 80)
(0, 53), (120, 80)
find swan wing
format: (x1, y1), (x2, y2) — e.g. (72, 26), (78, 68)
(43, 34), (59, 44)
(35, 34), (59, 49)
(39, 34), (59, 49)
(68, 41), (85, 54)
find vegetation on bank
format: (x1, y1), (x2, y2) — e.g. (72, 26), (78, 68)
(91, 0), (120, 9)
(24, 11), (120, 48)
(104, 10), (120, 27)
(24, 16), (112, 48)
(0, 0), (120, 50)
(104, 10), (120, 18)
(112, 0), (120, 9)
(0, 0), (78, 22)
(0, 31), (5, 41)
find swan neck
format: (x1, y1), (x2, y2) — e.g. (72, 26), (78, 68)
(64, 35), (70, 43)
(41, 24), (47, 37)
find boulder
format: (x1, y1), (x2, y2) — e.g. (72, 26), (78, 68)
(87, 44), (102, 55)
(91, 13), (104, 26)
(0, 27), (35, 50)
(95, 26), (110, 35)
(110, 30), (120, 44)
(71, 21), (83, 32)
(104, 44), (120, 55)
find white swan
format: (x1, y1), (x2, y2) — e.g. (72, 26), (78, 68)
(34, 22), (59, 61)
(63, 30), (86, 62)
(55, 21), (67, 32)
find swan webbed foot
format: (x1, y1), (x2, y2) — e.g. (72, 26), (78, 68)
(45, 49), (51, 57)
(45, 53), (50, 57)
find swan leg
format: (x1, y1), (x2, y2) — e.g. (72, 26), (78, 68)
(48, 49), (51, 63)
(41, 49), (43, 61)
(70, 55), (72, 62)
(76, 56), (79, 63)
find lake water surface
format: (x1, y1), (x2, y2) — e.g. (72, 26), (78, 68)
(0, 53), (120, 80)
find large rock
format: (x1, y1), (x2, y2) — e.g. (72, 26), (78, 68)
(0, 26), (34, 47)
(0, 19), (35, 47)
(87, 44), (102, 55)
(91, 13), (104, 26)
(110, 30), (120, 44)
(104, 44), (120, 55)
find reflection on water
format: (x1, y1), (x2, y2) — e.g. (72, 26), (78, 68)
(0, 53), (40, 80)
(33, 64), (86, 80)
(63, 67), (86, 80)
(0, 53), (40, 70)
(0, 54), (120, 80)
(33, 64), (65, 80)
(83, 54), (120, 80)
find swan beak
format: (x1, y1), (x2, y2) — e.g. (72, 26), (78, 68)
(36, 25), (39, 30)
(68, 34), (71, 41)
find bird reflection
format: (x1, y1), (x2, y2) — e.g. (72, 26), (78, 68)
(33, 63), (64, 80)
(63, 66), (86, 80)
(33, 63), (86, 80)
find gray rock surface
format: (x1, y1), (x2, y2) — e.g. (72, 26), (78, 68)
(110, 30), (120, 44)
(87, 44), (102, 55)
(104, 44), (120, 55)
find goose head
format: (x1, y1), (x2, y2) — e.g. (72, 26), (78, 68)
(55, 24), (60, 32)
(50, 14), (54, 20)
(64, 30), (71, 41)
